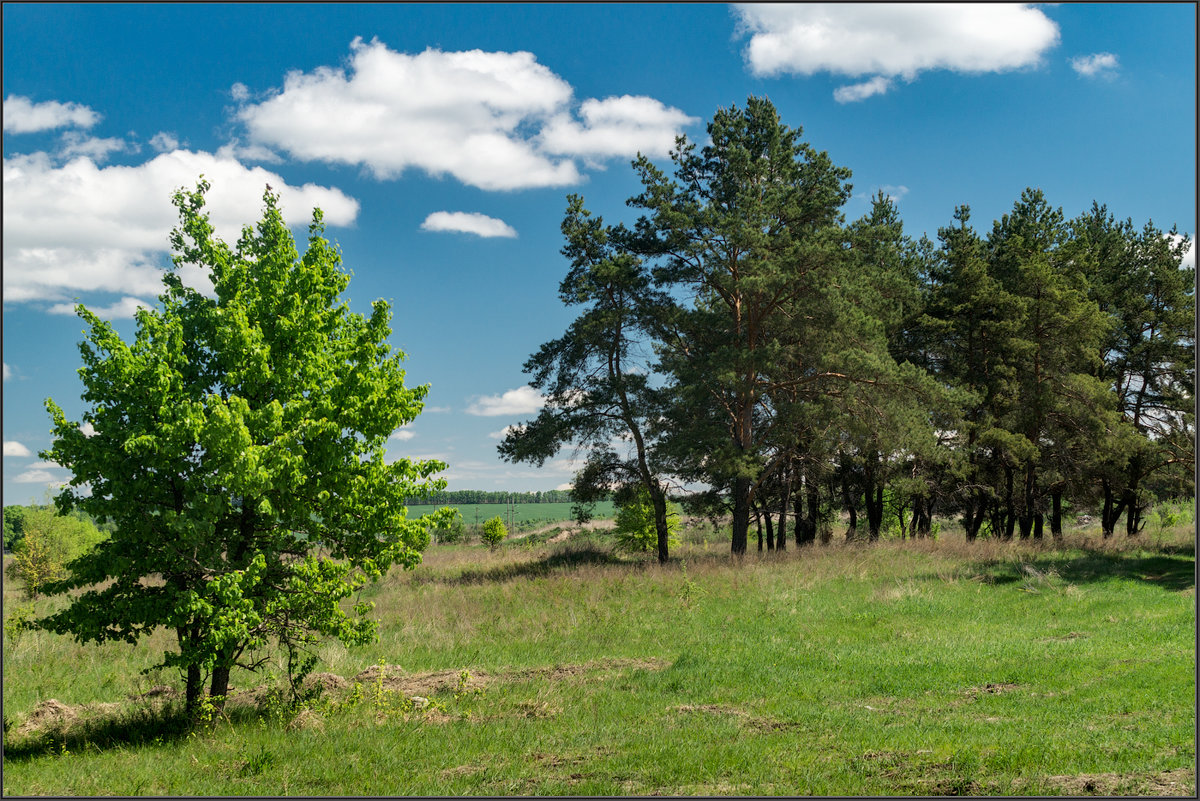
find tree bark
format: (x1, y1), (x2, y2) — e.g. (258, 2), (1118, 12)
(776, 463), (790, 552)
(209, 661), (232, 711)
(1049, 489), (1063, 538)
(731, 475), (751, 555)
(650, 486), (671, 564)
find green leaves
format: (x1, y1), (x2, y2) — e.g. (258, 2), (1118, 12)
(38, 179), (449, 707)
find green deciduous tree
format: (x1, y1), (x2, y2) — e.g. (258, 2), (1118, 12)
(36, 180), (450, 715)
(5, 507), (106, 599)
(480, 516), (507, 548)
(613, 485), (680, 553)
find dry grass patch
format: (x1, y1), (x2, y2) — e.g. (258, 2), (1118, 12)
(1038, 767), (1195, 796)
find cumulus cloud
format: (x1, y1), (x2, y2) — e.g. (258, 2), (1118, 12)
(149, 132), (180, 152)
(79, 422), (97, 437)
(1169, 233), (1195, 271)
(487, 425), (521, 440)
(1070, 52), (1119, 79)
(465, 385), (545, 416)
(421, 211), (517, 238)
(3, 441), (32, 457)
(13, 469), (57, 484)
(3, 148), (358, 305)
(58, 131), (131, 163)
(3, 95), (100, 133)
(26, 460), (63, 470)
(390, 425), (416, 441)
(539, 95), (698, 161)
(2, 362), (10, 381)
(833, 76), (892, 104)
(735, 4), (1060, 101)
(234, 38), (693, 190)
(48, 295), (153, 320)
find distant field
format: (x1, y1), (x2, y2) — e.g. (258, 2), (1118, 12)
(407, 500), (615, 530)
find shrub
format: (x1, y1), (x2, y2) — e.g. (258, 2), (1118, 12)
(480, 516), (507, 548)
(434, 514), (465, 545)
(5, 507), (106, 599)
(613, 487), (680, 553)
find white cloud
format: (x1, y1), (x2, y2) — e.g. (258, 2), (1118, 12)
(539, 95), (698, 161)
(390, 425), (416, 441)
(26, 460), (63, 470)
(2, 362), (10, 381)
(465, 385), (545, 416)
(421, 211), (517, 239)
(735, 4), (1060, 101)
(1169, 233), (1195, 271)
(555, 482), (573, 491)
(215, 138), (284, 164)
(3, 441), (32, 457)
(1070, 52), (1119, 79)
(58, 131), (131, 163)
(833, 76), (892, 104)
(3, 148), (358, 305)
(487, 425), (521, 440)
(422, 405), (451, 414)
(3, 95), (100, 133)
(79, 422), (97, 437)
(149, 131), (180, 152)
(48, 295), (153, 320)
(234, 38), (693, 190)
(13, 469), (57, 484)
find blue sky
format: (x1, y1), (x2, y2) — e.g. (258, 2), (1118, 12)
(3, 3), (1195, 505)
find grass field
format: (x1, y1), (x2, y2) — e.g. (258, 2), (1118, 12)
(407, 500), (615, 532)
(2, 516), (1194, 796)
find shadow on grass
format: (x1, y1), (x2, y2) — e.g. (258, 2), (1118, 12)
(2, 701), (261, 761)
(446, 546), (629, 585)
(976, 546), (1195, 592)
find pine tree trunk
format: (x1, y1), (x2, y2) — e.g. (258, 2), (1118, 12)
(1003, 467), (1016, 540)
(1050, 490), (1063, 538)
(731, 476), (751, 555)
(866, 486), (884, 541)
(651, 487), (671, 564)
(776, 464), (790, 552)
(756, 509), (763, 551)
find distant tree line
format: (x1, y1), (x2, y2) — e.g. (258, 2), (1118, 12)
(501, 96), (1194, 562)
(405, 489), (581, 505)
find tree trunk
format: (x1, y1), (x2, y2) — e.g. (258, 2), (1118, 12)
(763, 504), (774, 550)
(1003, 467), (1016, 540)
(731, 475), (751, 555)
(755, 508), (763, 551)
(209, 662), (232, 711)
(776, 464), (790, 552)
(866, 486), (884, 541)
(650, 486), (671, 564)
(841, 471), (858, 541)
(1033, 513), (1044, 539)
(1018, 462), (1038, 539)
(1050, 490), (1063, 538)
(963, 490), (985, 542)
(1100, 480), (1127, 538)
(184, 663), (203, 718)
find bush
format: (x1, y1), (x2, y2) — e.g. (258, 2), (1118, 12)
(433, 514), (465, 545)
(3, 505), (29, 552)
(4, 507), (106, 599)
(614, 488), (680, 553)
(480, 516), (507, 548)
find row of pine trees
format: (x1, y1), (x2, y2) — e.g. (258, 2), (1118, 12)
(500, 97), (1195, 560)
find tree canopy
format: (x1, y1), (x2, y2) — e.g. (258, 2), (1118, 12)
(37, 180), (450, 713)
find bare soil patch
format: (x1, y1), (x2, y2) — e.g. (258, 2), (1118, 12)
(1040, 767), (1194, 796)
(350, 656), (664, 696)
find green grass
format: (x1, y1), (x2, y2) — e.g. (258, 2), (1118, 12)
(3, 519), (1194, 796)
(408, 500), (615, 531)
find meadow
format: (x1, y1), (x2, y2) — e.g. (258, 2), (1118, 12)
(2, 514), (1194, 796)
